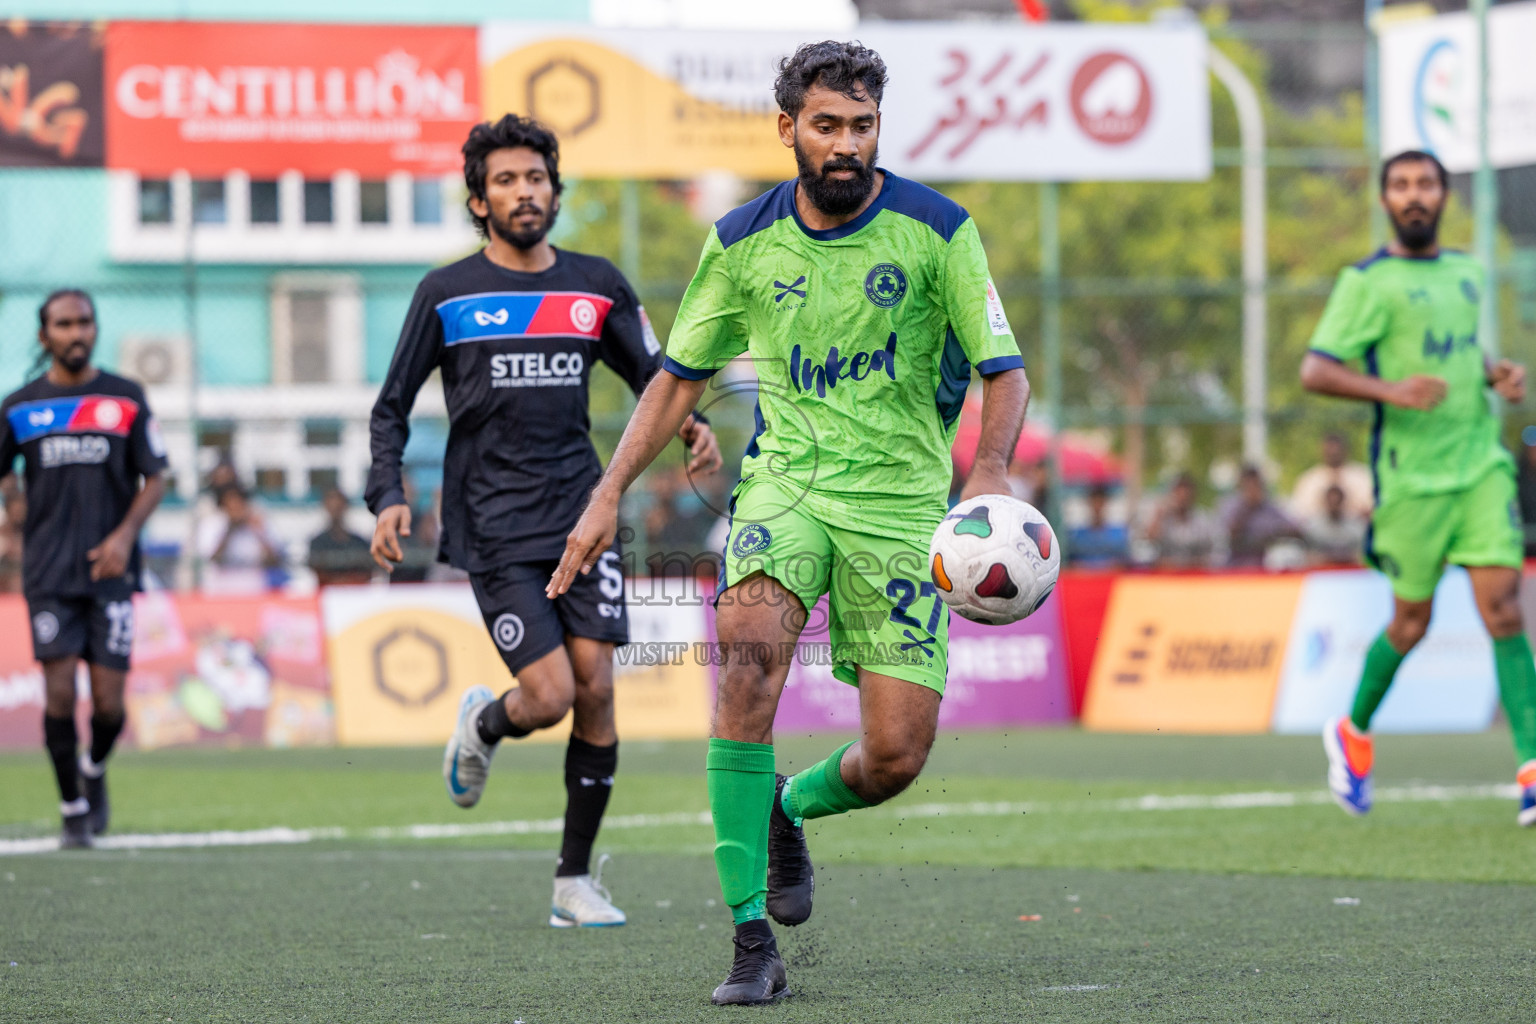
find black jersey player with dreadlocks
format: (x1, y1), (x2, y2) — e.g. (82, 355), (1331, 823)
(1, 289), (169, 848)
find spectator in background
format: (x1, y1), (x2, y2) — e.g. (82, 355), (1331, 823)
(1222, 464), (1304, 568)
(1291, 431), (1373, 521)
(199, 484), (286, 593)
(389, 478), (437, 584)
(1517, 439), (1536, 557)
(1304, 484), (1367, 566)
(1067, 484), (1128, 567)
(307, 488), (373, 586)
(1144, 471), (1222, 568)
(1010, 460), (1051, 517)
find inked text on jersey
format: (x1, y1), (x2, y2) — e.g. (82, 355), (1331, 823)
(789, 332), (898, 398)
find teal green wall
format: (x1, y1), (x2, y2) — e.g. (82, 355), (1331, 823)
(0, 169), (445, 393)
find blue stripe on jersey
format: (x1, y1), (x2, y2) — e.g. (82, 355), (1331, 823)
(7, 397), (82, 444)
(934, 328), (971, 430)
(975, 354), (1025, 376)
(436, 292), (545, 346)
(882, 174), (969, 243)
(663, 356), (718, 380)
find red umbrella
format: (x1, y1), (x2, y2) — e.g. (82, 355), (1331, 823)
(950, 397), (1121, 484)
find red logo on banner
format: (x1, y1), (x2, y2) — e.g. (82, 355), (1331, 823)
(104, 22), (479, 177)
(1069, 51), (1151, 146)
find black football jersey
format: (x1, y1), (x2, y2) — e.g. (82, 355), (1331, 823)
(366, 249), (665, 571)
(0, 370), (169, 598)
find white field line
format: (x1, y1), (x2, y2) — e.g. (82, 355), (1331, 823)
(0, 784), (1516, 857)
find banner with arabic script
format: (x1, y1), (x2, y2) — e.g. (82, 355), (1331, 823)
(480, 22), (1210, 181)
(0, 21), (105, 167)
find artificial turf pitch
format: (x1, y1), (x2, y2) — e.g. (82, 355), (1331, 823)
(1, 732), (1533, 1022)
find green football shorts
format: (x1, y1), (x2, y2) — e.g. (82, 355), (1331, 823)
(717, 477), (948, 695)
(1367, 465), (1523, 602)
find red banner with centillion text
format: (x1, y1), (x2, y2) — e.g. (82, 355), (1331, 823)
(104, 21), (479, 177)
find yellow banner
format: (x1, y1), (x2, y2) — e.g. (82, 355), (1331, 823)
(482, 33), (795, 179)
(1082, 576), (1304, 734)
(322, 583), (710, 746)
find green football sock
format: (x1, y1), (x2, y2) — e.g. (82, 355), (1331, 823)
(1350, 632), (1407, 733)
(1492, 634), (1536, 764)
(786, 740), (872, 821)
(706, 738), (775, 924)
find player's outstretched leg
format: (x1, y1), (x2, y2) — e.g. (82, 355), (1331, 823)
(442, 685), (497, 807)
(1323, 716), (1373, 816)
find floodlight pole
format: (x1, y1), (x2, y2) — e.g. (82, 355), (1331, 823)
(1471, 0), (1500, 359)
(1208, 46), (1268, 468)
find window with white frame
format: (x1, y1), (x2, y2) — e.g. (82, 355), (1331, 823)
(110, 170), (474, 264)
(269, 273), (363, 387)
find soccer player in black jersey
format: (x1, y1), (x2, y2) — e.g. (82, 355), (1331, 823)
(0, 290), (169, 848)
(367, 115), (721, 926)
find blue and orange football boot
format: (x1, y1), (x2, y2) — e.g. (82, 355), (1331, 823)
(1518, 761), (1536, 828)
(1323, 716), (1373, 816)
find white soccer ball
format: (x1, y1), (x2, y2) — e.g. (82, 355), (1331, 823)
(928, 494), (1060, 626)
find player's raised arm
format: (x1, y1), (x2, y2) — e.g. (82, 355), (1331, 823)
(365, 280), (443, 571)
(548, 369), (707, 597)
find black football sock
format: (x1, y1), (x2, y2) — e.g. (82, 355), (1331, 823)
(43, 714), (81, 804)
(475, 690), (532, 745)
(87, 712), (126, 771)
(555, 737), (618, 878)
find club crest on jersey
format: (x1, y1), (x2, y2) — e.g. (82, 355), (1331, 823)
(731, 523), (772, 557)
(864, 263), (907, 308)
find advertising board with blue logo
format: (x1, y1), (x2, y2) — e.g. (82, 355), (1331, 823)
(1271, 568), (1497, 735)
(1378, 1), (1536, 173)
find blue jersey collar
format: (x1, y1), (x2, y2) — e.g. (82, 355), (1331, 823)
(790, 168), (895, 242)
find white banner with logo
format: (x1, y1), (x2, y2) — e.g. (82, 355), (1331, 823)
(481, 22), (1210, 181)
(1379, 1), (1536, 172)
(1271, 568), (1497, 735)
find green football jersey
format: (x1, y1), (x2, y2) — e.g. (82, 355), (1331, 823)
(1308, 248), (1511, 503)
(664, 171), (1023, 542)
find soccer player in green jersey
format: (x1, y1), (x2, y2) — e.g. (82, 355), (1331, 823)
(1302, 149), (1536, 824)
(549, 41), (1029, 1003)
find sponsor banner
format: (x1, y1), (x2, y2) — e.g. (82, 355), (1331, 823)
(699, 591), (1072, 732)
(1379, 1), (1536, 172)
(1272, 568), (1496, 735)
(0, 21), (104, 167)
(105, 22), (479, 177)
(480, 22), (1210, 181)
(1082, 575), (1303, 734)
(1056, 569), (1116, 716)
(0, 593), (332, 750)
(322, 579), (710, 747)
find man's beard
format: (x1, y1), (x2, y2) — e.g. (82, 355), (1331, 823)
(1391, 204), (1441, 251)
(795, 136), (877, 218)
(55, 342), (91, 373)
(490, 202), (558, 250)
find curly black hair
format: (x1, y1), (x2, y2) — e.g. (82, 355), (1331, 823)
(33, 288), (95, 378)
(462, 114), (563, 239)
(1380, 149), (1448, 193)
(773, 40), (887, 119)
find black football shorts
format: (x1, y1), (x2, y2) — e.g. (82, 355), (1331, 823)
(27, 579), (136, 671)
(469, 547), (629, 675)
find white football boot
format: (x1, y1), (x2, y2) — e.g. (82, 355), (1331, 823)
(550, 854), (627, 928)
(442, 685), (496, 808)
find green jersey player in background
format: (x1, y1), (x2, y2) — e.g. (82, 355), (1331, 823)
(1302, 149), (1536, 825)
(549, 41), (1029, 1004)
